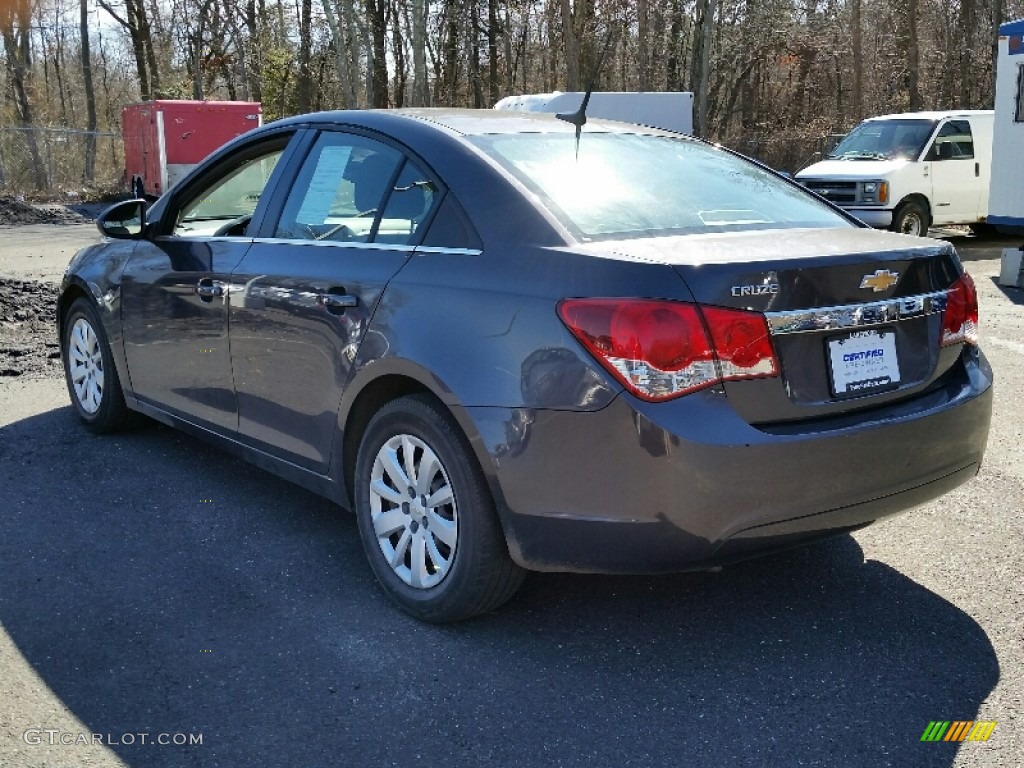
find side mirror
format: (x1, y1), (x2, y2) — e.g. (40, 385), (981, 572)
(97, 199), (146, 239)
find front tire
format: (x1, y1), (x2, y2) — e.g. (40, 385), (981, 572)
(891, 201), (929, 236)
(62, 297), (131, 433)
(354, 394), (525, 622)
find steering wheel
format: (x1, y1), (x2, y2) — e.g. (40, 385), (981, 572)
(213, 214), (253, 237)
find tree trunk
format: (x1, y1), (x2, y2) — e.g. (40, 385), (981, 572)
(0, 0), (46, 188)
(411, 0), (429, 105)
(487, 0), (500, 104)
(81, 0), (98, 183)
(958, 0), (975, 107)
(297, 0), (313, 110)
(638, 0), (650, 90)
(851, 0), (862, 119)
(559, 0), (580, 90)
(905, 0), (923, 110)
(365, 0), (389, 107)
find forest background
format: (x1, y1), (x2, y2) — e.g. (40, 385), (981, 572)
(1, 0), (1023, 193)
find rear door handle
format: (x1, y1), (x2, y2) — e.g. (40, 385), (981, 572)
(319, 292), (358, 311)
(975, 162), (980, 177)
(196, 278), (224, 300)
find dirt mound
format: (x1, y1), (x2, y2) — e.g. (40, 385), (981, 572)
(0, 278), (61, 379)
(0, 196), (87, 226)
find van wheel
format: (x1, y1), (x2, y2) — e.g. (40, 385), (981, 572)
(353, 394), (525, 622)
(891, 201), (929, 236)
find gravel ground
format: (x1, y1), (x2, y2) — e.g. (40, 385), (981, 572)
(0, 278), (60, 379)
(0, 216), (1021, 768)
(0, 196), (88, 226)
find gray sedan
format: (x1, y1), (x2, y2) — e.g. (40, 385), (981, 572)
(58, 109), (993, 621)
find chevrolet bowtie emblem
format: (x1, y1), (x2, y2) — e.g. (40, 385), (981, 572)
(860, 269), (899, 292)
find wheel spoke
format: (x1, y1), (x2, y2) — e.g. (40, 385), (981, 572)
(409, 532), (428, 588)
(401, 435), (418, 490)
(373, 507), (407, 538)
(425, 534), (449, 573)
(380, 445), (411, 489)
(426, 484), (454, 509)
(415, 450), (440, 496)
(390, 528), (412, 568)
(370, 478), (406, 505)
(427, 509), (457, 549)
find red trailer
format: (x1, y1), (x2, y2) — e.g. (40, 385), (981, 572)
(122, 100), (262, 198)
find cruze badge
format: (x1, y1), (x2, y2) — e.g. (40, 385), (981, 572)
(731, 283), (780, 298)
(860, 269), (899, 292)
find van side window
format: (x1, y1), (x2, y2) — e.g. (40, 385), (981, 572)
(1017, 66), (1024, 123)
(930, 121), (974, 160)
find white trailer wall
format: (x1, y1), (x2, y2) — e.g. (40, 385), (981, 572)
(494, 92), (694, 136)
(988, 18), (1024, 232)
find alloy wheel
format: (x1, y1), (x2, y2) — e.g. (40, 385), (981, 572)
(368, 433), (459, 589)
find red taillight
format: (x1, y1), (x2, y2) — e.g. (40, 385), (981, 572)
(941, 273), (979, 347)
(558, 299), (778, 401)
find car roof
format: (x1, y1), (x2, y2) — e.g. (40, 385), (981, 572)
(272, 107), (684, 138)
(865, 110), (994, 121)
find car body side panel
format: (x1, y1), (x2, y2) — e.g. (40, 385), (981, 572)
(465, 349), (992, 573)
(358, 246), (698, 411)
(59, 239), (138, 399)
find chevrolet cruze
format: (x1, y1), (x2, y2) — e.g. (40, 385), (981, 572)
(59, 109), (993, 621)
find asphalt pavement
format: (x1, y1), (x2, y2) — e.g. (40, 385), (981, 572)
(0, 226), (1021, 768)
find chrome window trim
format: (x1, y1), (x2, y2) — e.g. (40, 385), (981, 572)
(766, 290), (948, 335)
(414, 245), (483, 256)
(152, 236), (481, 256)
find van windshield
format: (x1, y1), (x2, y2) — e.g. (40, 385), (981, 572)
(828, 119), (936, 160)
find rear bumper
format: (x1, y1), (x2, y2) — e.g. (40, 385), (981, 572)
(468, 353), (992, 573)
(846, 208), (893, 228)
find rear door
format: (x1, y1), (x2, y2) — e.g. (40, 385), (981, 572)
(925, 119), (980, 224)
(227, 129), (440, 473)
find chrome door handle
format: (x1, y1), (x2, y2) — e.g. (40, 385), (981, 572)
(319, 293), (358, 309)
(196, 279), (224, 299)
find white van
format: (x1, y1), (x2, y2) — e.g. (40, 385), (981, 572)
(795, 110), (994, 236)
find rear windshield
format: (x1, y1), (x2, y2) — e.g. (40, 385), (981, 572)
(469, 132), (850, 241)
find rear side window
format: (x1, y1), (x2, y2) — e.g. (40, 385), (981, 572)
(930, 120), (974, 159)
(1017, 65), (1024, 123)
(274, 132), (436, 246)
(470, 132), (849, 241)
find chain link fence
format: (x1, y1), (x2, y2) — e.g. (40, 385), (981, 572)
(0, 127), (124, 196)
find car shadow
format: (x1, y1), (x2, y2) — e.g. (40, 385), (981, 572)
(0, 405), (999, 768)
(988, 275), (1024, 305)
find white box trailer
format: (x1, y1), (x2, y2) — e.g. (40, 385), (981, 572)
(988, 18), (1024, 235)
(494, 91), (694, 135)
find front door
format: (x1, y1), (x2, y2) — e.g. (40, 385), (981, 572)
(228, 130), (439, 473)
(121, 137), (291, 430)
(926, 119), (979, 225)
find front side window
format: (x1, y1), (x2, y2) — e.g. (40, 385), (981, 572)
(929, 120), (974, 160)
(274, 132), (435, 246)
(470, 132), (850, 241)
(173, 147), (284, 237)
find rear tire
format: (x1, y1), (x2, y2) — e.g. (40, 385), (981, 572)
(131, 176), (145, 199)
(969, 222), (996, 238)
(62, 298), (131, 433)
(891, 201), (930, 236)
(354, 394), (525, 622)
